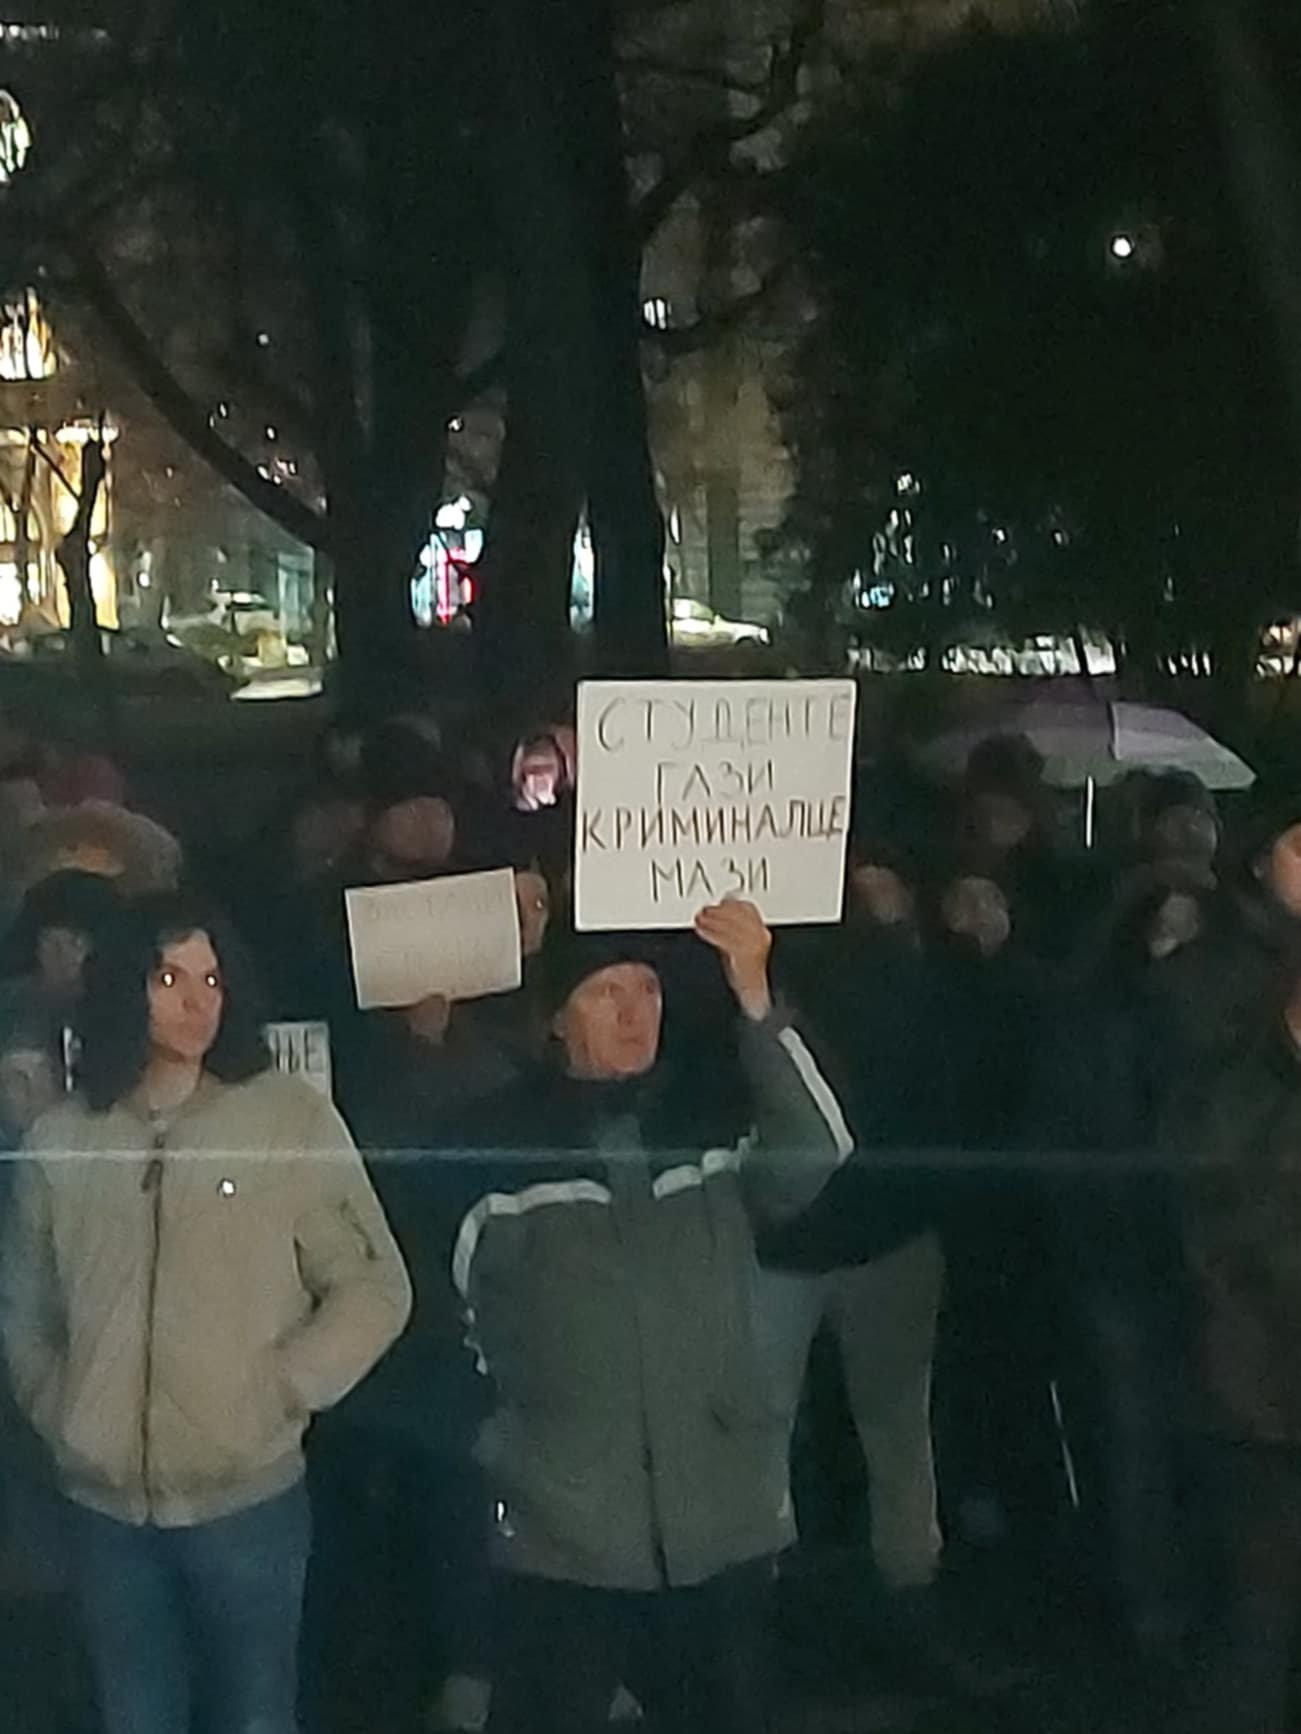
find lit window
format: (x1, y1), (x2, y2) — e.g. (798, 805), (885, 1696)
(642, 297), (670, 331)
(0, 89), (30, 182)
(0, 288), (56, 381)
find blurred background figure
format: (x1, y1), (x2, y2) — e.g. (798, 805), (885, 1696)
(1173, 949), (1301, 1734)
(0, 869), (123, 1076)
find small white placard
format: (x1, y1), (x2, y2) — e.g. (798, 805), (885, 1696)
(264, 1021), (334, 1101)
(344, 868), (522, 1009)
(574, 678), (857, 931)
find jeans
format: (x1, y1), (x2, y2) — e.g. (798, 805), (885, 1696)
(486, 1561), (773, 1734)
(753, 1235), (945, 1589)
(1066, 1278), (1189, 1647)
(67, 1483), (311, 1734)
(301, 1421), (492, 1732)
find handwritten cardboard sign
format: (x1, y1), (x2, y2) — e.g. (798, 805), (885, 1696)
(345, 868), (522, 1009)
(264, 1021), (334, 1101)
(574, 678), (857, 931)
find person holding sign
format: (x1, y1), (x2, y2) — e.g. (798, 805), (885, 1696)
(1, 895), (412, 1734)
(454, 899), (853, 1734)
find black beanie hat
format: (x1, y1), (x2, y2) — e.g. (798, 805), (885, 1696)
(539, 927), (664, 1016)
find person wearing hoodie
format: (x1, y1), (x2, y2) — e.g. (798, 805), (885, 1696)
(455, 901), (852, 1734)
(1028, 877), (1217, 1669)
(756, 847), (946, 1611)
(924, 867), (1067, 1559)
(0, 894), (412, 1734)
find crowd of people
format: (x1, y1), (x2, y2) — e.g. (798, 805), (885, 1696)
(1, 696), (1301, 1734)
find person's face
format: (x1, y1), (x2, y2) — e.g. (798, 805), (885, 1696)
(1148, 892), (1204, 962)
(968, 792), (1033, 855)
(850, 864), (915, 929)
(35, 925), (91, 999)
(1263, 825), (1301, 920)
(367, 797), (456, 882)
(514, 739), (564, 812)
(148, 932), (225, 1066)
(941, 875), (1012, 958)
(514, 870), (551, 958)
(0, 1045), (60, 1135)
(555, 963), (663, 1081)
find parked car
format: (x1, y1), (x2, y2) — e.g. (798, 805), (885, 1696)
(669, 596), (770, 648)
(167, 589), (279, 639)
(167, 591), (295, 675)
(0, 626), (239, 701)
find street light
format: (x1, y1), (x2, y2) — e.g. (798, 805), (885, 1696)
(1109, 232), (1136, 261)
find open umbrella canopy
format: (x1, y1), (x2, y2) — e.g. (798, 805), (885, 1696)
(919, 691), (1256, 791)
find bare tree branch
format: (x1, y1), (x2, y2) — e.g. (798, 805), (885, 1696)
(65, 242), (327, 551)
(631, 0), (827, 241)
(29, 431), (76, 498)
(616, 52), (769, 95)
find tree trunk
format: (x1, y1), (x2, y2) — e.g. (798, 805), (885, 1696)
(327, 505), (423, 718)
(54, 433), (118, 744)
(1200, 0), (1301, 450)
(480, 0), (592, 711)
(483, 0), (667, 686)
(1207, 602), (1264, 731)
(475, 385), (581, 722)
(573, 0), (668, 677)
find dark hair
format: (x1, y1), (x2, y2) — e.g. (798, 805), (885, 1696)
(360, 713), (453, 809)
(964, 732), (1045, 797)
(0, 869), (123, 978)
(1135, 769), (1218, 831)
(78, 894), (270, 1112)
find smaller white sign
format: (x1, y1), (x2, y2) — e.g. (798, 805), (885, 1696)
(344, 868), (522, 1010)
(264, 1021), (334, 1101)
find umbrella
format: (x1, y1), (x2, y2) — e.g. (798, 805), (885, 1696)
(918, 691), (1256, 791)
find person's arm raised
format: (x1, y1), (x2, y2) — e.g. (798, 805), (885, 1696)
(695, 899), (852, 1221)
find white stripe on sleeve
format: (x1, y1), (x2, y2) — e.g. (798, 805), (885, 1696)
(776, 1027), (854, 1161)
(451, 1179), (613, 1296)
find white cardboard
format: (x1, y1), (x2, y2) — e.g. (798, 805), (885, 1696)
(574, 678), (857, 931)
(345, 868), (522, 1009)
(264, 1021), (334, 1101)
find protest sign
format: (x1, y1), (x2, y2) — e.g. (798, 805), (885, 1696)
(345, 868), (522, 1009)
(264, 1021), (334, 1101)
(574, 678), (857, 931)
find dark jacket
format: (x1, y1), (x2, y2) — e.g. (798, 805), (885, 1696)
(1028, 967), (1185, 1298)
(758, 921), (940, 1271)
(453, 1010), (852, 1591)
(328, 1010), (525, 1453)
(1175, 1024), (1301, 1445)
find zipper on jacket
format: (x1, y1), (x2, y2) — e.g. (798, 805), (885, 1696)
(139, 1130), (166, 1522)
